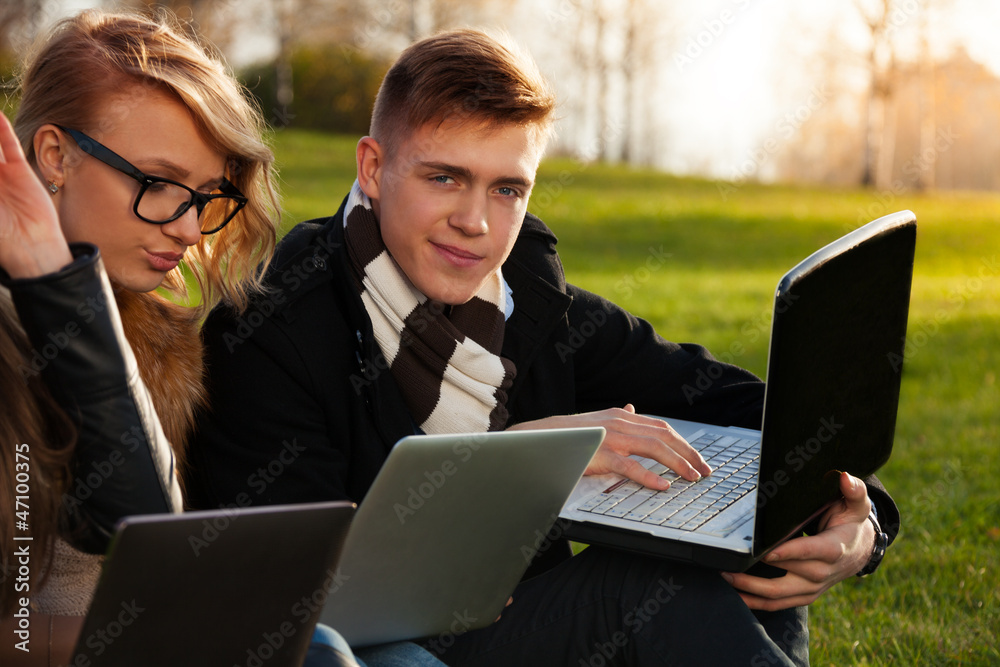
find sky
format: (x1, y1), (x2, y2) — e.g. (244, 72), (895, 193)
(605, 0), (1000, 178)
(42, 0), (1000, 178)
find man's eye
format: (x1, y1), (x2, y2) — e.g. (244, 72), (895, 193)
(497, 186), (518, 197)
(433, 175), (454, 184)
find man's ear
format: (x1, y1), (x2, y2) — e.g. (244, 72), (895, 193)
(33, 124), (68, 187)
(356, 136), (384, 201)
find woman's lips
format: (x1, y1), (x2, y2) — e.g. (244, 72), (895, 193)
(147, 250), (183, 272)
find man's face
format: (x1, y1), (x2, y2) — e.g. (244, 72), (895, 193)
(362, 119), (544, 305)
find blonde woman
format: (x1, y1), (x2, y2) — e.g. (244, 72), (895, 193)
(0, 11), (445, 666)
(0, 9), (279, 664)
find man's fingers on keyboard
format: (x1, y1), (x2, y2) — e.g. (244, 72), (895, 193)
(624, 432), (710, 481)
(633, 420), (713, 478)
(598, 430), (694, 482)
(612, 453), (671, 489)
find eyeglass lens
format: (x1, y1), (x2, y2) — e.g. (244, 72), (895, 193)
(138, 182), (241, 233)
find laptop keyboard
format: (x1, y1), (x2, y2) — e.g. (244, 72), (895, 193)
(575, 431), (760, 531)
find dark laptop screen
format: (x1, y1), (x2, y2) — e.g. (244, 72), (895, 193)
(754, 213), (916, 557)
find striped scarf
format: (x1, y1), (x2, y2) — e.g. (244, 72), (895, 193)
(343, 181), (516, 433)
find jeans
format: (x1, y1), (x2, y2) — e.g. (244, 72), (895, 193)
(307, 623), (447, 667)
(431, 546), (809, 667)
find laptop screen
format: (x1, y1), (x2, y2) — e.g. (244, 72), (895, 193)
(753, 216), (916, 557)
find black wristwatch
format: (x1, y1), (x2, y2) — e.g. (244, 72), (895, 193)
(856, 505), (888, 577)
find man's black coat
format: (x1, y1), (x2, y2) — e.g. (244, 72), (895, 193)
(186, 200), (899, 547)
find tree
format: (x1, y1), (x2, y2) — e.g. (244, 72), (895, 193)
(621, 0), (665, 166)
(111, 0), (243, 54)
(0, 0), (49, 55)
(241, 42), (389, 133)
(542, 0), (672, 164)
(855, 0), (900, 190)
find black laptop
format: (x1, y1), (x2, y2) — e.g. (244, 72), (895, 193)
(71, 501), (354, 666)
(559, 210), (916, 572)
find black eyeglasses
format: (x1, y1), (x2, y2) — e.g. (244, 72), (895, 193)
(57, 126), (248, 235)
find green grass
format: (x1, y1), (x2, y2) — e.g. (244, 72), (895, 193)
(272, 129), (1000, 665)
(270, 128), (359, 234)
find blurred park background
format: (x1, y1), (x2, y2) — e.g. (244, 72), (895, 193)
(4, 0), (1000, 192)
(3, 0), (999, 664)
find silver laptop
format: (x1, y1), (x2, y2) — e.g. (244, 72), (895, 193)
(71, 501), (354, 666)
(560, 210), (916, 572)
(319, 427), (605, 647)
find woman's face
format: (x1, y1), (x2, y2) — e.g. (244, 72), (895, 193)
(50, 87), (226, 292)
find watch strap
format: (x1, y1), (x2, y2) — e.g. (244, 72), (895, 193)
(857, 508), (888, 577)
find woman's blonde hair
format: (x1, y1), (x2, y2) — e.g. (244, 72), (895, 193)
(14, 9), (280, 315)
(0, 8), (279, 615)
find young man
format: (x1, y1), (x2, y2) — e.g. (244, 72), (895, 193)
(188, 29), (898, 665)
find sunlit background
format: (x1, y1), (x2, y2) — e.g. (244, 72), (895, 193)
(2, 3), (997, 663)
(3, 0), (1000, 192)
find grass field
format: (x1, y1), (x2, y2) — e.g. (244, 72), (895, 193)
(271, 129), (1000, 665)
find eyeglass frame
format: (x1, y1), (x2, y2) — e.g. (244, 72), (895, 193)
(55, 125), (248, 235)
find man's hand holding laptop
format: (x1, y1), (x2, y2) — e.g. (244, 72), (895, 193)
(510, 405), (878, 612)
(722, 471), (877, 611)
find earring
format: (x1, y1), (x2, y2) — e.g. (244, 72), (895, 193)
(48, 182), (59, 194)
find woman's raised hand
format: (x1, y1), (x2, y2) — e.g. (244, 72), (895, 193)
(0, 114), (72, 278)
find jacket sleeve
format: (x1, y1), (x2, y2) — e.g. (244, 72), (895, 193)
(186, 212), (393, 510)
(564, 283), (900, 546)
(185, 298), (355, 509)
(3, 244), (182, 554)
(566, 283), (766, 429)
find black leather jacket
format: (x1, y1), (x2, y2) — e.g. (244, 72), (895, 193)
(2, 244), (181, 553)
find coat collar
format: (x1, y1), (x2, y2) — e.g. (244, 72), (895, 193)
(501, 248), (573, 401)
(263, 199), (574, 414)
